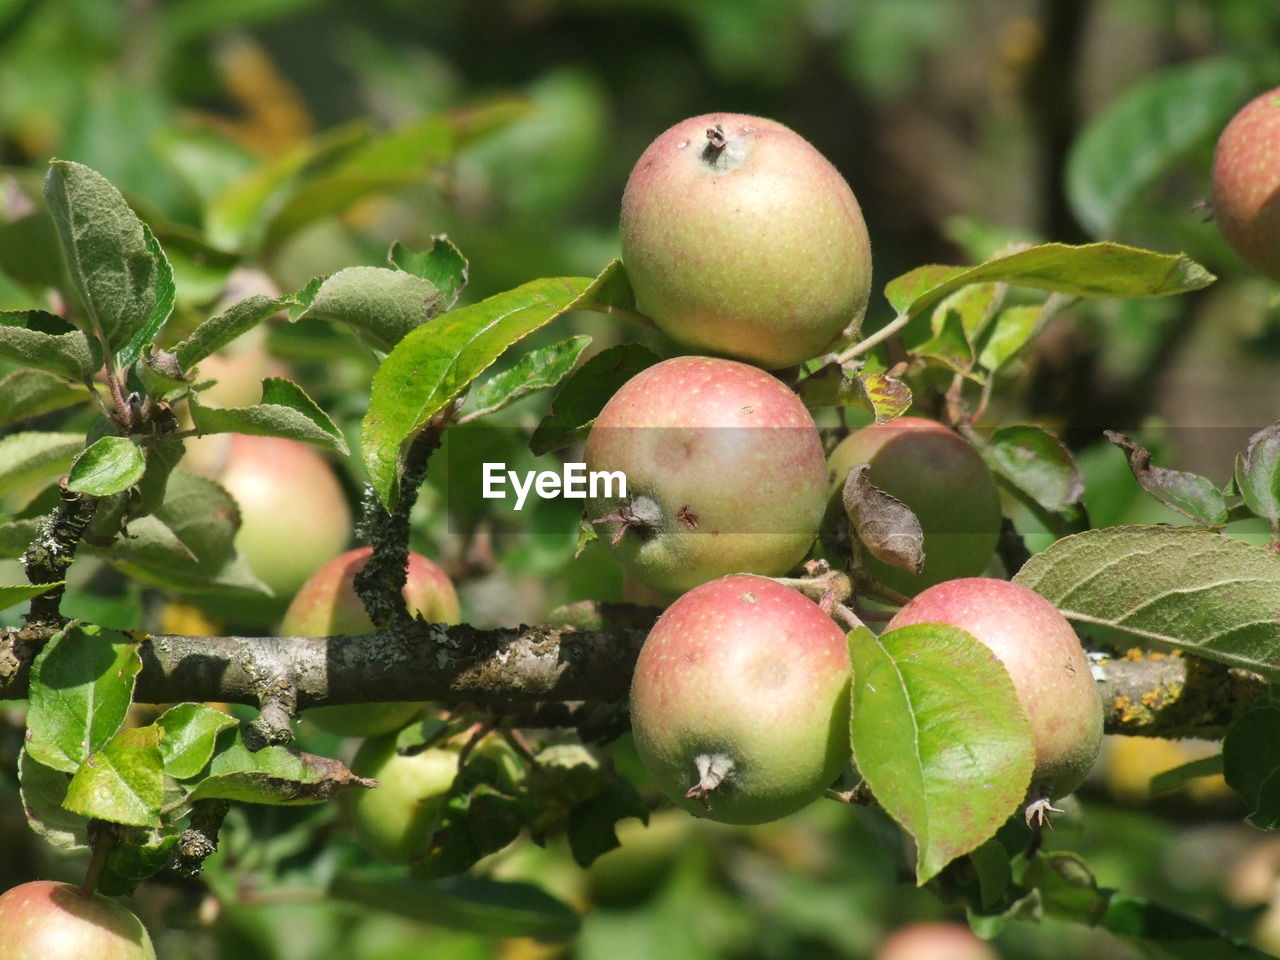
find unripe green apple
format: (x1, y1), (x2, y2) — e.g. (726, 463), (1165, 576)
(621, 113), (872, 369)
(186, 433), (352, 618)
(283, 546), (461, 737)
(874, 922), (998, 960)
(1212, 87), (1280, 280)
(630, 574), (852, 825)
(585, 356), (827, 595)
(826, 417), (1001, 595)
(348, 734), (460, 864)
(886, 577), (1102, 802)
(0, 881), (155, 960)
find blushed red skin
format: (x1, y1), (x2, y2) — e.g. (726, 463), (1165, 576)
(585, 356), (827, 594)
(887, 578), (1102, 800)
(621, 113), (872, 369)
(826, 417), (1002, 595)
(283, 546), (461, 737)
(874, 921), (998, 960)
(0, 881), (155, 960)
(629, 574), (852, 825)
(1212, 87), (1280, 280)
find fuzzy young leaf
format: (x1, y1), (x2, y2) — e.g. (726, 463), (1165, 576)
(25, 622), (143, 774)
(44, 161), (158, 353)
(1235, 423), (1280, 525)
(1014, 526), (1280, 675)
(99, 832), (180, 897)
(0, 312), (103, 382)
(910, 305), (977, 377)
(190, 730), (375, 805)
(0, 369), (89, 426)
(363, 269), (619, 507)
(842, 464), (925, 574)
(467, 335), (591, 419)
(64, 723), (165, 828)
(530, 342), (661, 455)
(115, 225), (176, 367)
(982, 424), (1085, 520)
(18, 748), (88, 851)
(297, 265), (443, 351)
(1224, 706), (1280, 830)
(847, 623), (1035, 884)
(0, 431), (85, 498)
(329, 873), (581, 941)
(188, 376), (348, 454)
(0, 581), (64, 612)
(156, 703), (238, 779)
(173, 294), (290, 370)
(885, 265), (968, 315)
(1105, 431), (1229, 526)
(795, 359), (913, 422)
(390, 237), (469, 310)
(66, 436), (146, 496)
(977, 304), (1041, 372)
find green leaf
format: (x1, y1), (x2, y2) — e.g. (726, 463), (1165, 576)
(910, 304), (976, 377)
(882, 243), (1215, 325)
(66, 436), (146, 496)
(1099, 891), (1272, 958)
(467, 335), (591, 419)
(0, 312), (104, 381)
(64, 724), (165, 828)
(981, 424), (1085, 518)
(795, 358), (913, 421)
(847, 623), (1035, 884)
(529, 342), (661, 455)
(976, 304), (1041, 372)
(0, 431), (85, 499)
(172, 294), (290, 370)
(1235, 423), (1280, 525)
(389, 237), (469, 310)
(0, 369), (90, 426)
(99, 831), (180, 897)
(115, 225), (176, 368)
(363, 269), (616, 507)
(18, 748), (88, 852)
(1149, 754), (1223, 796)
(1105, 431), (1229, 526)
(190, 730), (375, 804)
(566, 779), (649, 868)
(297, 266), (442, 351)
(0, 581), (64, 611)
(100, 470), (271, 596)
(1065, 58), (1255, 237)
(25, 622), (143, 774)
(188, 377), (348, 454)
(1224, 706), (1280, 829)
(0, 519), (40, 559)
(43, 160), (158, 353)
(931, 282), (1001, 339)
(1013, 526), (1280, 674)
(329, 872), (580, 941)
(156, 703), (238, 779)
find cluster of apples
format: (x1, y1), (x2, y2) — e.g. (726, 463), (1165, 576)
(586, 114), (1102, 825)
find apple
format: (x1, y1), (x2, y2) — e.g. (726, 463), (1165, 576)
(585, 356), (827, 595)
(886, 577), (1102, 804)
(826, 417), (1001, 595)
(1212, 87), (1280, 280)
(629, 574), (852, 825)
(621, 113), (872, 369)
(874, 921), (998, 960)
(283, 546), (461, 737)
(348, 734), (460, 864)
(0, 881), (155, 960)
(186, 433), (353, 619)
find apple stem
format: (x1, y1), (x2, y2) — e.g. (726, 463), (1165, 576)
(81, 828), (116, 896)
(685, 752), (735, 809)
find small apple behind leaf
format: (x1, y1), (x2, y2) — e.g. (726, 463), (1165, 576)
(0, 881), (156, 960)
(886, 577), (1102, 818)
(348, 733), (461, 863)
(283, 546), (461, 738)
(1212, 87), (1280, 281)
(585, 356), (827, 595)
(621, 112), (872, 369)
(629, 574), (852, 825)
